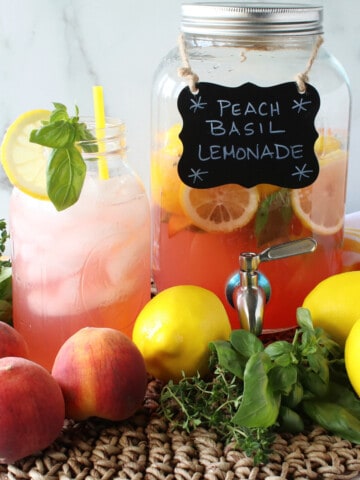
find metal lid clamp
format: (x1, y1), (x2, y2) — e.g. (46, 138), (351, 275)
(226, 237), (317, 335)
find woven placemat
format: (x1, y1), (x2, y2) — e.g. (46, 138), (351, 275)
(1, 379), (360, 480)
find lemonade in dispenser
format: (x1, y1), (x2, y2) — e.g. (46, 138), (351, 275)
(150, 3), (351, 331)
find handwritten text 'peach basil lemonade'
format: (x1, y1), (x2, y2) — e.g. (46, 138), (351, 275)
(151, 88), (348, 331)
(150, 4), (351, 332)
(1, 91), (150, 370)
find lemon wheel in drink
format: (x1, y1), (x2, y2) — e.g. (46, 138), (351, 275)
(291, 149), (347, 235)
(179, 183), (259, 233)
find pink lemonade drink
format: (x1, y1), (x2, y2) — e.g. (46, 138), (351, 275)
(151, 127), (347, 331)
(150, 5), (351, 333)
(9, 119), (150, 370)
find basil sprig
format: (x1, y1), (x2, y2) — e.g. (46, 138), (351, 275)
(255, 188), (293, 245)
(30, 103), (96, 211)
(160, 308), (360, 464)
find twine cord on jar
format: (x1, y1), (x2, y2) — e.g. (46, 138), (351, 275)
(178, 33), (324, 95)
(295, 35), (324, 93)
(178, 33), (199, 94)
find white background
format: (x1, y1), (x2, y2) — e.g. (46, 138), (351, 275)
(0, 0), (359, 221)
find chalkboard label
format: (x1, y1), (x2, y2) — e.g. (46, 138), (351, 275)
(177, 82), (320, 189)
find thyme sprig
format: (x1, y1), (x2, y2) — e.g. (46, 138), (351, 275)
(159, 308), (360, 465)
(159, 365), (275, 464)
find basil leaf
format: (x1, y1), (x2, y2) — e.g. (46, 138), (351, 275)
(302, 400), (360, 444)
(307, 352), (329, 385)
(268, 364), (297, 395)
(30, 121), (76, 148)
(230, 329), (264, 359)
(75, 122), (98, 153)
(315, 328), (343, 357)
(255, 198), (270, 237)
(278, 405), (304, 433)
(283, 381), (304, 408)
(0, 299), (12, 323)
(50, 103), (70, 123)
(232, 352), (281, 428)
(255, 188), (292, 244)
(209, 340), (245, 379)
(47, 146), (86, 211)
(296, 307), (314, 331)
(326, 382), (360, 418)
(265, 340), (294, 366)
(300, 368), (328, 397)
(0, 266), (12, 301)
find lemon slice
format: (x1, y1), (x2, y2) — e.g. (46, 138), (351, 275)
(1, 109), (51, 199)
(291, 150), (347, 235)
(314, 134), (342, 157)
(180, 183), (259, 233)
(151, 124), (184, 215)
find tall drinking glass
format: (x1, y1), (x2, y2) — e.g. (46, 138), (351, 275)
(10, 119), (151, 370)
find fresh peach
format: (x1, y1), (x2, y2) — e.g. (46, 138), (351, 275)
(0, 357), (65, 464)
(52, 327), (148, 421)
(0, 321), (29, 359)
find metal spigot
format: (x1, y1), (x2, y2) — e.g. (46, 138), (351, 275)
(226, 237), (317, 335)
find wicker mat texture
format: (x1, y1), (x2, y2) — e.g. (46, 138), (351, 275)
(1, 379), (360, 480)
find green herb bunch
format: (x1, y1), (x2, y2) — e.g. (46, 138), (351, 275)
(160, 367), (274, 464)
(255, 188), (292, 244)
(0, 219), (12, 324)
(160, 308), (360, 464)
(30, 103), (96, 211)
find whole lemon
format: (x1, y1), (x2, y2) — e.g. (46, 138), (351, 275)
(132, 285), (231, 382)
(302, 271), (360, 347)
(345, 318), (360, 395)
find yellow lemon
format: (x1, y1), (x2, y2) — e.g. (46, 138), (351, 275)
(1, 109), (51, 199)
(151, 124), (184, 215)
(345, 318), (360, 396)
(151, 151), (184, 215)
(314, 134), (342, 157)
(302, 271), (360, 347)
(132, 285), (231, 382)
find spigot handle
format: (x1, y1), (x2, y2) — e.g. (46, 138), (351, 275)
(259, 237), (317, 264)
(229, 237), (318, 335)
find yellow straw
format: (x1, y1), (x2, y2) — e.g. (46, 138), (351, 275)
(92, 85), (109, 180)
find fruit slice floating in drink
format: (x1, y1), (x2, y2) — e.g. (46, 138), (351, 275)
(151, 127), (348, 330)
(291, 149), (347, 235)
(180, 184), (259, 233)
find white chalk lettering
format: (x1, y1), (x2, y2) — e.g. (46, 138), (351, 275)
(198, 143), (304, 161)
(228, 122), (241, 136)
(206, 119), (286, 137)
(217, 100), (233, 117)
(244, 102), (257, 116)
(217, 99), (282, 118)
(206, 120), (226, 136)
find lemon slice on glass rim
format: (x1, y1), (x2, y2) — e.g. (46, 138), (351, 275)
(1, 109), (51, 200)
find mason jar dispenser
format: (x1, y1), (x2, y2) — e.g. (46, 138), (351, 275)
(150, 3), (351, 331)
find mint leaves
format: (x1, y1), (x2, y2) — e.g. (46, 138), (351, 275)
(30, 103), (96, 211)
